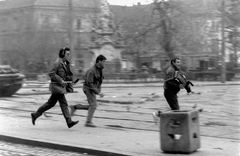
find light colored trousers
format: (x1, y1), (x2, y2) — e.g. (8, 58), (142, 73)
(75, 88), (97, 123)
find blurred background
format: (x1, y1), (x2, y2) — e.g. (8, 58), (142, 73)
(0, 0), (239, 82)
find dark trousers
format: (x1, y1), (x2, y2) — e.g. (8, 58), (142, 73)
(164, 89), (179, 110)
(33, 94), (72, 124)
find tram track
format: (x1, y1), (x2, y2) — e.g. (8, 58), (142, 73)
(0, 105), (239, 141)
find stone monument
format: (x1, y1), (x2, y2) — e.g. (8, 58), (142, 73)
(90, 0), (125, 73)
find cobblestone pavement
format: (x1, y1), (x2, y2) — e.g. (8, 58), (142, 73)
(0, 141), (94, 156)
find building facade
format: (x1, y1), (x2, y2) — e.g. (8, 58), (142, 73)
(0, 0), (100, 73)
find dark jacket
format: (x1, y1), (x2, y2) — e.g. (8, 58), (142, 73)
(49, 58), (73, 94)
(163, 64), (181, 94)
(83, 64), (103, 94)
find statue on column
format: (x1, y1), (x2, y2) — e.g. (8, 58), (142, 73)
(89, 0), (125, 73)
(113, 25), (124, 45)
(99, 0), (114, 33)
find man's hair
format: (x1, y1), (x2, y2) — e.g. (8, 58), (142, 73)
(96, 54), (107, 63)
(59, 47), (70, 58)
(171, 57), (180, 65)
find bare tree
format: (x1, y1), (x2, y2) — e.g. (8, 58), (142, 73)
(225, 0), (240, 68)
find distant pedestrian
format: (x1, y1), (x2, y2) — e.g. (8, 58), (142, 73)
(31, 47), (79, 128)
(69, 55), (106, 127)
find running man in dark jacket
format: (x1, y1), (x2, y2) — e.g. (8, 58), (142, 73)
(31, 47), (79, 128)
(152, 58), (184, 124)
(69, 55), (106, 127)
(163, 58), (184, 110)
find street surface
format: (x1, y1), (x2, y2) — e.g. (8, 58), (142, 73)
(0, 82), (239, 155)
(0, 140), (94, 156)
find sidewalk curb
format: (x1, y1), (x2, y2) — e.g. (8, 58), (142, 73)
(0, 134), (130, 156)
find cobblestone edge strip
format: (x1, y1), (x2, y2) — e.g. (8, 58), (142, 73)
(0, 134), (130, 156)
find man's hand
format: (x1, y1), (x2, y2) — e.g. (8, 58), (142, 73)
(60, 80), (66, 87)
(99, 92), (104, 98)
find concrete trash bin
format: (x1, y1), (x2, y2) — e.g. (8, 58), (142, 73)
(160, 109), (200, 153)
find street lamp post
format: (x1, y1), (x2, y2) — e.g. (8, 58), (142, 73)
(221, 0), (226, 83)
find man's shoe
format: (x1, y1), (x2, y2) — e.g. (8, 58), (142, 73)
(69, 105), (76, 116)
(31, 113), (36, 125)
(85, 122), (96, 127)
(67, 120), (79, 128)
(152, 112), (159, 125)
